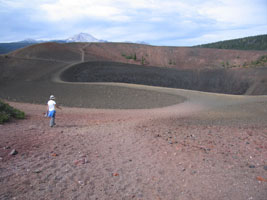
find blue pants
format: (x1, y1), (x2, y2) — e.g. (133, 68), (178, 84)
(48, 110), (56, 127)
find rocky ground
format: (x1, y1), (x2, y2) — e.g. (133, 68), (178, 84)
(0, 91), (267, 200)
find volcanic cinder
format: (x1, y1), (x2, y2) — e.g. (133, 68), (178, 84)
(0, 42), (267, 200)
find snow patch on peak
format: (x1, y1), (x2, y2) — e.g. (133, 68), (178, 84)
(66, 33), (100, 42)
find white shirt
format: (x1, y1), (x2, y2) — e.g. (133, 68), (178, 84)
(47, 100), (56, 111)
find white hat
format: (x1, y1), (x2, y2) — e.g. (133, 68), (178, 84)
(50, 95), (55, 100)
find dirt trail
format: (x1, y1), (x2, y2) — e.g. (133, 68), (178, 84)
(1, 92), (267, 200)
(81, 43), (91, 62)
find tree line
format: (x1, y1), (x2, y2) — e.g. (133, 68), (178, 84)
(196, 34), (267, 51)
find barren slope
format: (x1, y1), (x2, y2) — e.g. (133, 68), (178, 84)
(9, 42), (82, 63)
(82, 43), (267, 69)
(8, 42), (267, 69)
(61, 61), (267, 95)
(4, 42), (267, 95)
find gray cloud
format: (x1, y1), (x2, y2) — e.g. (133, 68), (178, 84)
(0, 0), (266, 45)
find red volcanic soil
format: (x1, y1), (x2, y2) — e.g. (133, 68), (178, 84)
(82, 43), (267, 69)
(8, 42), (267, 69)
(0, 95), (267, 200)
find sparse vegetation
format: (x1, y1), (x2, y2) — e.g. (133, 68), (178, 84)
(169, 59), (176, 65)
(141, 56), (145, 65)
(242, 55), (267, 68)
(221, 61), (231, 68)
(121, 53), (136, 60)
(122, 53), (148, 64)
(220, 55), (267, 68)
(0, 100), (25, 124)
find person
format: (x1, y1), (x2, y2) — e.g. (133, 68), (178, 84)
(47, 95), (61, 127)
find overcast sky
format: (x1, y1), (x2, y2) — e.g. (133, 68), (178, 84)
(0, 0), (266, 46)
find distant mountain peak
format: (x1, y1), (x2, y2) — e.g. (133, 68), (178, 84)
(19, 38), (40, 43)
(136, 41), (150, 45)
(66, 33), (100, 42)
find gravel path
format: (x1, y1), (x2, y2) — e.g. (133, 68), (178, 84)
(1, 90), (267, 199)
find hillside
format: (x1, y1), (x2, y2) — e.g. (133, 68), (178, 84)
(61, 61), (267, 95)
(82, 43), (267, 69)
(8, 42), (267, 69)
(0, 42), (35, 54)
(196, 34), (267, 51)
(1, 34), (267, 55)
(0, 33), (104, 54)
(8, 42), (82, 62)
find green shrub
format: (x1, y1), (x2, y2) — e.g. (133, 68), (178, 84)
(0, 100), (25, 124)
(0, 111), (10, 124)
(11, 108), (25, 119)
(141, 56), (145, 65)
(242, 55), (267, 68)
(122, 53), (137, 60)
(125, 55), (133, 59)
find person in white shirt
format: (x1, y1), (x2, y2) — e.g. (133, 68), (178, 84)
(47, 95), (61, 127)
